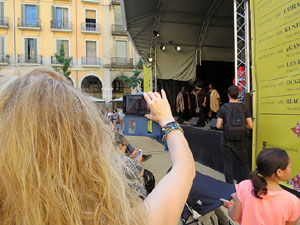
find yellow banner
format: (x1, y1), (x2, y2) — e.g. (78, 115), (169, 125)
(251, 0), (300, 191)
(143, 65), (153, 133)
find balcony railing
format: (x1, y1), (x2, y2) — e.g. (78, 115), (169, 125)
(0, 17), (9, 28)
(81, 22), (100, 33)
(51, 56), (73, 65)
(18, 18), (41, 30)
(0, 55), (9, 64)
(112, 24), (127, 36)
(17, 54), (42, 64)
(51, 20), (72, 31)
(81, 57), (101, 66)
(111, 57), (133, 68)
(111, 0), (120, 5)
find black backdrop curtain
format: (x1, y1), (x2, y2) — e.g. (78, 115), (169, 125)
(197, 61), (234, 103)
(157, 61), (234, 115)
(157, 79), (193, 115)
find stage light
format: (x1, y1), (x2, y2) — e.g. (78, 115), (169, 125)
(175, 45), (181, 52)
(153, 30), (160, 37)
(160, 43), (166, 51)
(148, 57), (153, 63)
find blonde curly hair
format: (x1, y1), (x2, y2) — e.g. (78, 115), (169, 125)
(0, 68), (146, 225)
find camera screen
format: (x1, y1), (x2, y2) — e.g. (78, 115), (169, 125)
(123, 95), (150, 115)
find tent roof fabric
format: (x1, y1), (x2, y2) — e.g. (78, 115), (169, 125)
(111, 97), (123, 102)
(89, 96), (106, 102)
(121, 0), (234, 81)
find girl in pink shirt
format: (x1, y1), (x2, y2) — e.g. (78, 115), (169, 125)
(221, 148), (300, 225)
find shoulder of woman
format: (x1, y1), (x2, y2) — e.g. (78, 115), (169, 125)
(236, 180), (252, 192)
(280, 191), (300, 220)
(235, 180), (252, 201)
(281, 190), (300, 202)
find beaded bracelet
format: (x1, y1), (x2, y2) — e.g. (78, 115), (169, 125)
(162, 121), (184, 150)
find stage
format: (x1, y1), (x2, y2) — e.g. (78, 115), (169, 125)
(182, 125), (252, 181)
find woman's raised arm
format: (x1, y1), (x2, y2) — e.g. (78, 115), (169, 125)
(143, 90), (195, 225)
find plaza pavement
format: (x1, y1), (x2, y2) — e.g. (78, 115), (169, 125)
(125, 135), (225, 182)
(126, 135), (300, 225)
(125, 135), (237, 225)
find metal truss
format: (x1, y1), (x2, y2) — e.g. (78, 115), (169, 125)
(196, 0), (223, 66)
(234, 0), (251, 102)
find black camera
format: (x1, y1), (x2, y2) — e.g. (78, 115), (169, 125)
(123, 94), (150, 116)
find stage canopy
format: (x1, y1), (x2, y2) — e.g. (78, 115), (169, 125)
(89, 96), (106, 102)
(121, 0), (234, 81)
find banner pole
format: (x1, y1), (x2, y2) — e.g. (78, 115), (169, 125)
(233, 0), (238, 86)
(245, 0), (251, 93)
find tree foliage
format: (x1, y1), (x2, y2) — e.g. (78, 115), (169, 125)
(119, 59), (143, 89)
(53, 45), (73, 79)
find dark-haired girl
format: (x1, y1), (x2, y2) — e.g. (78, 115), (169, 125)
(221, 148), (300, 225)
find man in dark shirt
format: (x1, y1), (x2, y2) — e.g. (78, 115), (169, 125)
(192, 81), (206, 127)
(216, 85), (253, 184)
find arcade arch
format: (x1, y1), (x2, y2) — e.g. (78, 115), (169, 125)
(112, 76), (131, 99)
(80, 75), (103, 99)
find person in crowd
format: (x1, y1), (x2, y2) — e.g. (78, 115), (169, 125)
(115, 134), (147, 197)
(176, 87), (185, 117)
(216, 85), (253, 184)
(207, 83), (220, 120)
(192, 81), (206, 127)
(116, 134), (155, 195)
(105, 107), (113, 126)
(126, 143), (153, 162)
(0, 68), (195, 225)
(110, 120), (120, 134)
(176, 86), (191, 121)
(221, 148), (300, 225)
(112, 108), (120, 126)
(105, 107), (112, 121)
(118, 109), (125, 134)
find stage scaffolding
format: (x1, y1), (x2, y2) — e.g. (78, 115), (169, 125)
(134, 0), (251, 96)
(234, 0), (251, 102)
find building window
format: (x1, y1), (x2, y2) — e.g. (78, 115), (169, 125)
(52, 6), (69, 29)
(24, 5), (37, 25)
(24, 38), (37, 63)
(85, 10), (96, 30)
(115, 40), (127, 58)
(0, 36), (5, 63)
(114, 6), (122, 25)
(82, 40), (100, 65)
(86, 41), (97, 58)
(112, 78), (131, 99)
(56, 39), (69, 57)
(19, 4), (40, 28)
(0, 1), (4, 19)
(113, 78), (123, 92)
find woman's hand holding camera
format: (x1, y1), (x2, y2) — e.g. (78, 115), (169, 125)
(143, 90), (174, 127)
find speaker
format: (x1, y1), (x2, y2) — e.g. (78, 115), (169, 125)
(210, 118), (218, 130)
(189, 117), (200, 126)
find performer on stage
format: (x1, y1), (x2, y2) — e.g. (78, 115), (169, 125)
(192, 81), (206, 127)
(176, 87), (191, 121)
(207, 83), (221, 119)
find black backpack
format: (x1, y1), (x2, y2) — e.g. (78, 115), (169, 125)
(224, 103), (246, 141)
